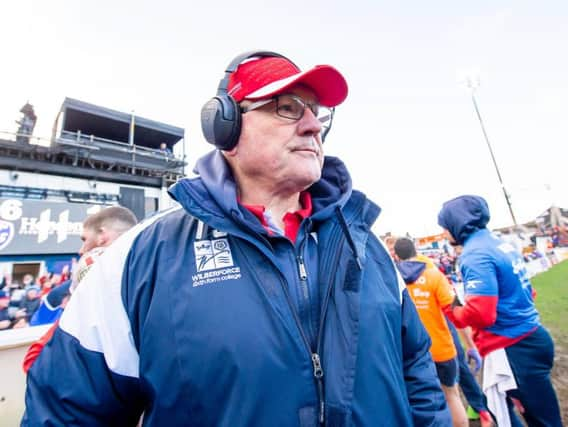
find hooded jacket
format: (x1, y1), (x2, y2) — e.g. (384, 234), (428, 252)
(438, 195), (540, 356)
(24, 151), (450, 426)
(397, 260), (456, 363)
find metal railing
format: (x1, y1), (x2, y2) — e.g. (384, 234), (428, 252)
(1, 129), (187, 184)
(0, 130), (52, 145)
(58, 130), (180, 160)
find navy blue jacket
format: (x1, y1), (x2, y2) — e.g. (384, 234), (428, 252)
(24, 151), (450, 426)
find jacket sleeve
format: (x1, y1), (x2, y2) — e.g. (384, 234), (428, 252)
(22, 322), (57, 374)
(401, 288), (453, 426)
(447, 251), (499, 329)
(22, 227), (146, 426)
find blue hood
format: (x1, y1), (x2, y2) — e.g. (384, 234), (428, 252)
(437, 195), (490, 245)
(396, 260), (426, 284)
(168, 150), (353, 233)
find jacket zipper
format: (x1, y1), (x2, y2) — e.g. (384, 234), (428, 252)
(315, 227), (344, 424)
(295, 238), (316, 342)
(295, 249), (327, 424)
(294, 230), (328, 424)
(295, 223), (345, 425)
(276, 266), (327, 424)
(231, 211), (345, 425)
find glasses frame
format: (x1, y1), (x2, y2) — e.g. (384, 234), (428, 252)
(241, 94), (333, 125)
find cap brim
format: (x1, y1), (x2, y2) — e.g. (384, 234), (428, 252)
(245, 65), (348, 107)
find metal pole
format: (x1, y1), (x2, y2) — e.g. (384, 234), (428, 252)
(129, 111), (135, 146)
(129, 111), (136, 174)
(470, 91), (518, 227)
(182, 135), (186, 177)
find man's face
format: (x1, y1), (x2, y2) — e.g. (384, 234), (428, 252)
(226, 86), (324, 193)
(384, 237), (398, 261)
(79, 227), (101, 256)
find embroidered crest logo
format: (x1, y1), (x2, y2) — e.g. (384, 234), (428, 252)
(194, 238), (234, 272)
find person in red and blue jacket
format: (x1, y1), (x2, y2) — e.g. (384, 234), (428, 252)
(22, 52), (451, 426)
(439, 194), (561, 427)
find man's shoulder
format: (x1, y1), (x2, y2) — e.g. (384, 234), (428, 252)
(342, 189), (381, 227)
(423, 265), (446, 280)
(462, 236), (495, 259)
(132, 206), (189, 241)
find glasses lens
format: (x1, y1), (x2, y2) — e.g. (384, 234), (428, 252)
(276, 95), (304, 120)
(275, 95), (332, 126)
(315, 106), (332, 125)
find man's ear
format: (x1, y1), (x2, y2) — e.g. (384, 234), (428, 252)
(96, 228), (109, 247)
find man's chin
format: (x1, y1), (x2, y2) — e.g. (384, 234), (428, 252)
(288, 171), (322, 192)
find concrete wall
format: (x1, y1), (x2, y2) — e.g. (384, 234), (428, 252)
(0, 325), (51, 424)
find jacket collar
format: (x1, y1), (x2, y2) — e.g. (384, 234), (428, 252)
(168, 150), (363, 233)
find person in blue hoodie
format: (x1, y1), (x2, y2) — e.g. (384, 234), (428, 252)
(23, 51), (451, 426)
(438, 194), (562, 427)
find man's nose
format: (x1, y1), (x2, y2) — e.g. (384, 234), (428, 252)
(297, 107), (323, 137)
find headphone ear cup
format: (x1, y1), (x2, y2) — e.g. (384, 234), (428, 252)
(200, 96), (242, 151)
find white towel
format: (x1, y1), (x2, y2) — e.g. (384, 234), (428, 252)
(482, 348), (517, 427)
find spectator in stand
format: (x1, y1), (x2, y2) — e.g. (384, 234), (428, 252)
(59, 265), (71, 284)
(23, 205), (138, 372)
(13, 286), (41, 327)
(383, 234), (400, 261)
(438, 254), (453, 275)
(0, 272), (8, 292)
(36, 273), (49, 294)
(9, 281), (26, 308)
(22, 274), (36, 287)
(394, 237), (469, 427)
(0, 290), (13, 330)
(39, 273), (58, 297)
(439, 194), (562, 427)
(159, 142), (173, 157)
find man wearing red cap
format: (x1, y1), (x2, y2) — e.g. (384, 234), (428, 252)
(24, 52), (450, 426)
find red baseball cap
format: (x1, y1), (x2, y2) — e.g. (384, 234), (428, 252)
(227, 56), (348, 107)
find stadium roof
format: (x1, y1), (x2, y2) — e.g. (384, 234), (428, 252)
(60, 97), (184, 148)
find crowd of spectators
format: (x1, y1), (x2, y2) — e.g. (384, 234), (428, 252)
(0, 267), (72, 331)
(3, 225), (564, 334)
(384, 223), (568, 289)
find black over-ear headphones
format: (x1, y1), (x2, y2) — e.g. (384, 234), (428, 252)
(200, 50), (297, 151)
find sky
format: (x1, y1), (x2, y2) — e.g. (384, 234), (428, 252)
(1, 0), (567, 237)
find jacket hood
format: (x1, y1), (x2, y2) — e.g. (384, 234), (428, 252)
(415, 254), (435, 269)
(437, 195), (490, 245)
(168, 150), (353, 231)
(396, 260), (426, 284)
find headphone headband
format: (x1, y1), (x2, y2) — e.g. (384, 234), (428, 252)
(216, 50), (297, 96)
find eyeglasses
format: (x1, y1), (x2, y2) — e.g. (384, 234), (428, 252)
(241, 94), (333, 128)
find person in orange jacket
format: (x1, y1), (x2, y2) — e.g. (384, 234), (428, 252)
(394, 237), (469, 427)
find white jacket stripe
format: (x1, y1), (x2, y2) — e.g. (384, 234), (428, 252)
(59, 207), (182, 378)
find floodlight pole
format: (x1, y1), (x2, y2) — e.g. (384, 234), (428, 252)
(468, 82), (518, 228)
